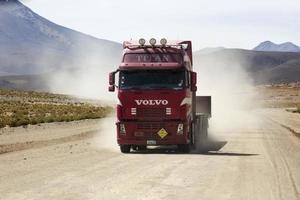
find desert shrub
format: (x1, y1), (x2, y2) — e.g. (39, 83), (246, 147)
(295, 106), (300, 113)
(0, 120), (5, 128)
(0, 89), (112, 128)
(30, 118), (38, 125)
(11, 118), (25, 127)
(44, 116), (54, 123)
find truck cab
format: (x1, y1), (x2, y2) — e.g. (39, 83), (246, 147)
(109, 38), (203, 153)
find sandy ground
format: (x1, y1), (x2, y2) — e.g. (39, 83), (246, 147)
(260, 108), (300, 135)
(0, 119), (102, 154)
(0, 109), (299, 200)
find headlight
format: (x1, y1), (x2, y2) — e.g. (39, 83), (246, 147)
(131, 108), (136, 115)
(166, 108), (171, 115)
(119, 123), (126, 134)
(177, 123), (184, 135)
(149, 38), (156, 46)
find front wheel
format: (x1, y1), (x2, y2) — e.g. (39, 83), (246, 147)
(178, 144), (191, 153)
(137, 145), (147, 151)
(120, 145), (131, 153)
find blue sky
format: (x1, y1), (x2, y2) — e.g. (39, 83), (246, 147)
(21, 0), (300, 50)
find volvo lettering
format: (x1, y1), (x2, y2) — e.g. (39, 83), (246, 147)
(135, 100), (168, 106)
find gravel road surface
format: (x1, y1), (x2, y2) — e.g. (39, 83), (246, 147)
(0, 110), (299, 200)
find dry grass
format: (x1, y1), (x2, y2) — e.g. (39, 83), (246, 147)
(257, 83), (300, 108)
(0, 89), (112, 128)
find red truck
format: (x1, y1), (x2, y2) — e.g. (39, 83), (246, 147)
(109, 38), (211, 153)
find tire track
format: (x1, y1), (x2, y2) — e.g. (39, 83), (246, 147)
(0, 130), (98, 154)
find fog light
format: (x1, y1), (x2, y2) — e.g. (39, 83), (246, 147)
(149, 38), (156, 46)
(120, 123), (126, 134)
(177, 123), (184, 135)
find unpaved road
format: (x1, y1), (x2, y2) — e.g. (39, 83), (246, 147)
(0, 110), (299, 200)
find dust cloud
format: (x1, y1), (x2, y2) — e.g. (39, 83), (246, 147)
(93, 115), (119, 152)
(194, 53), (261, 133)
(49, 68), (114, 101)
(49, 63), (120, 152)
(48, 59), (117, 102)
(46, 45), (261, 149)
(44, 45), (121, 151)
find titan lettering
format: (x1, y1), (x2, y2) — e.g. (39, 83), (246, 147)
(135, 100), (168, 105)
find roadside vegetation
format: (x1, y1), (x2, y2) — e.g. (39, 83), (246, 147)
(257, 83), (300, 108)
(0, 89), (112, 128)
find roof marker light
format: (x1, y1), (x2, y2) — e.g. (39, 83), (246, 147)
(160, 38), (167, 46)
(149, 38), (156, 46)
(139, 38), (146, 46)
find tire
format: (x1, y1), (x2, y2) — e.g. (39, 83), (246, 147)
(137, 145), (147, 151)
(120, 145), (131, 153)
(132, 145), (138, 151)
(178, 144), (191, 153)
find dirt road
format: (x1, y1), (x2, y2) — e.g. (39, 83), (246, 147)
(0, 110), (299, 200)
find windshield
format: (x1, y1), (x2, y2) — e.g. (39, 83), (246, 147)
(119, 70), (188, 90)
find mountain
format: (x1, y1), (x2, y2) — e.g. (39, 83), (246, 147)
(0, 0), (122, 76)
(0, 0), (299, 94)
(197, 47), (225, 54)
(194, 48), (300, 84)
(253, 41), (300, 52)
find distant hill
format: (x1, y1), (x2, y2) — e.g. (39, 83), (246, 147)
(0, 0), (122, 76)
(194, 48), (300, 84)
(197, 47), (225, 54)
(0, 0), (299, 92)
(253, 41), (300, 52)
(2, 48), (300, 92)
(0, 74), (50, 91)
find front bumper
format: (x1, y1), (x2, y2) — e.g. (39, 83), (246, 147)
(116, 121), (190, 145)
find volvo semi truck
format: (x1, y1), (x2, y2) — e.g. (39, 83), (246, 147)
(108, 38), (211, 153)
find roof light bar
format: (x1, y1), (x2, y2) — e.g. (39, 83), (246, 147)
(123, 38), (189, 49)
(138, 38), (146, 46)
(149, 38), (156, 46)
(160, 38), (167, 46)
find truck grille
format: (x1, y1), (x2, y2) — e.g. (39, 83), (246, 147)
(137, 123), (165, 130)
(137, 108), (166, 120)
(135, 122), (175, 139)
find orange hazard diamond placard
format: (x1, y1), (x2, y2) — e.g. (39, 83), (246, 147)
(157, 128), (168, 139)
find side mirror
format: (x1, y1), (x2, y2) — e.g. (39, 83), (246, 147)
(109, 72), (115, 86)
(191, 72), (197, 92)
(108, 72), (116, 92)
(108, 85), (115, 92)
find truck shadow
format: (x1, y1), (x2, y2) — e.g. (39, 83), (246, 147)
(199, 152), (259, 156)
(131, 140), (258, 156)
